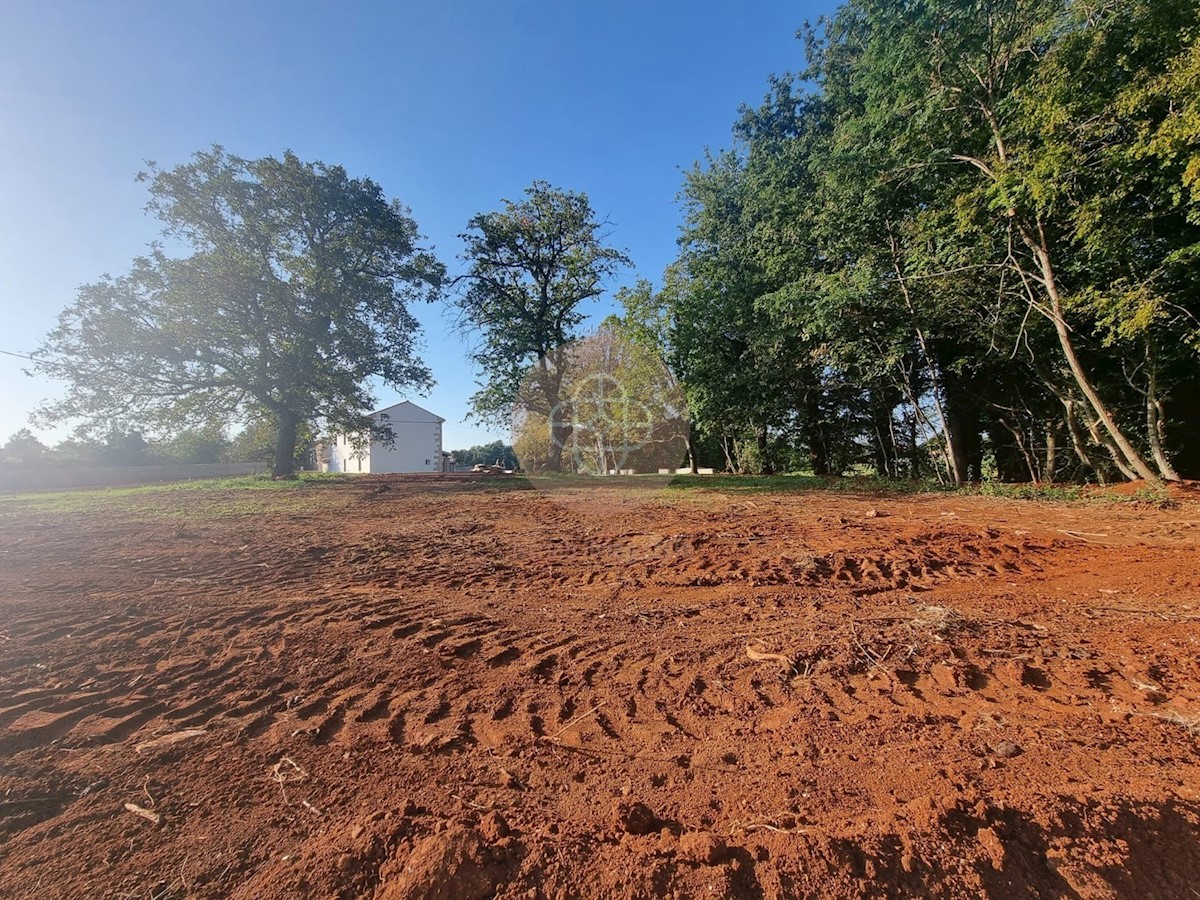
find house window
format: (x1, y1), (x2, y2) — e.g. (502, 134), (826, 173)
(425, 459), (430, 465)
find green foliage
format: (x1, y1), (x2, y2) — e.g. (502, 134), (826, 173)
(35, 147), (445, 477)
(456, 182), (631, 430)
(1136, 37), (1200, 217)
(49, 428), (162, 467)
(1010, 0), (1200, 348)
(975, 481), (1084, 503)
(224, 417), (316, 466)
(157, 426), (230, 464)
(450, 441), (518, 469)
(667, 0), (1200, 484)
(665, 474), (953, 495)
(1, 429), (49, 466)
(975, 480), (1172, 506)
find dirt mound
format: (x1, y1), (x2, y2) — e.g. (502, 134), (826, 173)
(1, 479), (1199, 897)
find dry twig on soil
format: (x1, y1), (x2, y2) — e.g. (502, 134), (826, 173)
(745, 642), (795, 677)
(1133, 710), (1200, 735)
(911, 604), (964, 637)
(729, 817), (809, 835)
(1088, 606), (1200, 622)
(1056, 529), (1113, 544)
(123, 803), (161, 826)
(849, 631), (893, 680)
(451, 793), (494, 811)
(270, 756), (308, 803)
(544, 703), (605, 741)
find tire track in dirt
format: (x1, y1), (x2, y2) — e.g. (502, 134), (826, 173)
(0, 551), (1152, 766)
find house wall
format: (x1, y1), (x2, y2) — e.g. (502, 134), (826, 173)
(323, 421), (442, 474)
(369, 421), (442, 473)
(326, 433), (369, 473)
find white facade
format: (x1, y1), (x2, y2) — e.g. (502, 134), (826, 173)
(324, 401), (444, 474)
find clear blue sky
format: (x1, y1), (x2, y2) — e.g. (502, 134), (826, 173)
(0, 0), (833, 451)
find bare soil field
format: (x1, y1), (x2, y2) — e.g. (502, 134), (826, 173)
(1, 475), (1198, 899)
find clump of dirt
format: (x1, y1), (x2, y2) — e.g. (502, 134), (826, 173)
(375, 826), (511, 900)
(614, 800), (660, 835)
(1, 475), (1199, 898)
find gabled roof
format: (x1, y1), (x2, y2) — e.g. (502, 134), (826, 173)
(371, 400), (445, 424)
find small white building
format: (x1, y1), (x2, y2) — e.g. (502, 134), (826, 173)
(323, 401), (445, 474)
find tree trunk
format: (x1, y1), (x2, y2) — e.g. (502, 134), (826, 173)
(1063, 399), (1106, 484)
(1146, 395), (1177, 482)
(1085, 414), (1138, 482)
(867, 390), (894, 477)
(537, 352), (571, 473)
(895, 370), (952, 484)
(273, 409), (299, 478)
(887, 402), (902, 478)
(889, 233), (963, 484)
(943, 409), (970, 484)
(685, 434), (699, 474)
(871, 416), (890, 478)
(546, 421), (572, 473)
(756, 425), (774, 475)
(987, 413), (1029, 482)
(1144, 341), (1180, 481)
(997, 416), (1039, 483)
(943, 377), (983, 484)
(721, 435), (736, 474)
(805, 390), (831, 476)
(1023, 223), (1158, 482)
(907, 410), (924, 480)
(963, 98), (1156, 483)
(1031, 363), (1104, 484)
(1044, 421), (1058, 484)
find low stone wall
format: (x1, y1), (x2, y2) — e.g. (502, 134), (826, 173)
(0, 462), (270, 493)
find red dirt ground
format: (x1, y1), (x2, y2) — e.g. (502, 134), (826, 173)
(1, 475), (1198, 898)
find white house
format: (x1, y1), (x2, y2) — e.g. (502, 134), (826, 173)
(323, 401), (445, 474)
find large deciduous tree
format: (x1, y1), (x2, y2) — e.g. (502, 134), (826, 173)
(35, 147), (445, 476)
(456, 181), (630, 472)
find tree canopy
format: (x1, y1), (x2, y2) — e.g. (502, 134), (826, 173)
(450, 440), (518, 470)
(35, 147), (445, 476)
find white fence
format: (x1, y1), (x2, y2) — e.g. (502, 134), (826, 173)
(0, 462), (270, 493)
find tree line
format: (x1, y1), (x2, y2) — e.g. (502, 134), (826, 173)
(450, 441), (518, 470)
(31, 1), (1199, 482)
(651, 0), (1200, 483)
(0, 425), (282, 468)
